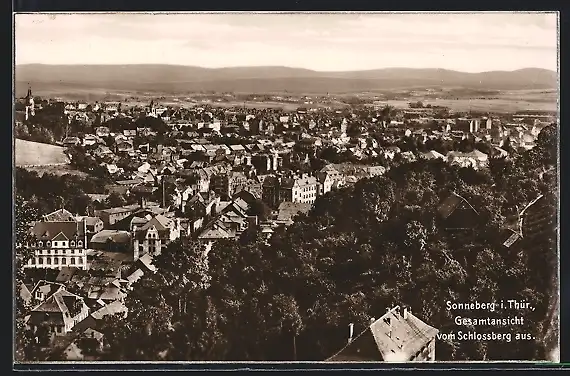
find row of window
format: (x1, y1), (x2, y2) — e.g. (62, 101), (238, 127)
(36, 249), (84, 255)
(30, 257), (85, 265)
(30, 240), (83, 248)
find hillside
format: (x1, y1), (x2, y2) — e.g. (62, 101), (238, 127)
(14, 138), (70, 166)
(15, 65), (557, 95)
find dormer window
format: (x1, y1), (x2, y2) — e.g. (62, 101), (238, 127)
(46, 241), (51, 247)
(77, 241), (83, 247)
(38, 241), (43, 247)
(70, 241), (75, 247)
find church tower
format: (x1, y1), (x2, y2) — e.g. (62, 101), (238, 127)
(25, 87), (35, 121)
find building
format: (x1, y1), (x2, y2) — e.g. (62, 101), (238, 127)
(25, 220), (89, 270)
(437, 192), (480, 231)
(518, 194), (557, 245)
(326, 306), (438, 362)
(317, 166), (344, 195)
(210, 171), (249, 199)
(77, 216), (105, 245)
(28, 288), (90, 337)
(262, 175), (281, 208)
(43, 208), (76, 222)
(275, 202), (312, 226)
(25, 87), (35, 120)
(94, 205), (139, 228)
(280, 174), (319, 205)
(90, 230), (132, 253)
(132, 214), (181, 261)
(454, 118), (480, 133)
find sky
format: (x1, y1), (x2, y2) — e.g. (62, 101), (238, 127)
(14, 12), (559, 72)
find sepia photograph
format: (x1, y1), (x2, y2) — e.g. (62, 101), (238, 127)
(13, 11), (559, 365)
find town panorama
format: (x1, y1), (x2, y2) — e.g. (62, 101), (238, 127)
(14, 12), (559, 365)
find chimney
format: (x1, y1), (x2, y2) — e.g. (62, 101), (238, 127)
(348, 323), (354, 344)
(404, 308), (408, 320)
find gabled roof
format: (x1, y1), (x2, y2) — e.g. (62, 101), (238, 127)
(140, 214), (174, 232)
(327, 306), (438, 362)
(30, 289), (84, 324)
(43, 208), (76, 222)
(52, 231), (70, 241)
(31, 221), (85, 241)
(30, 280), (66, 300)
(437, 192), (479, 219)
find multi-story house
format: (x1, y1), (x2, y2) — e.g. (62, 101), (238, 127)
(280, 174), (319, 205)
(262, 175), (281, 208)
(317, 166), (344, 196)
(210, 171), (249, 199)
(326, 306), (438, 362)
(94, 204), (139, 228)
(25, 220), (89, 270)
(132, 214), (181, 261)
(76, 216), (104, 246)
(28, 288), (90, 337)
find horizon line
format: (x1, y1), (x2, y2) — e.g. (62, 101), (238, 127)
(15, 63), (557, 75)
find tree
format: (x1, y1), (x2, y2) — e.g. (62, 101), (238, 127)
(14, 195), (40, 362)
(246, 199), (272, 222)
(105, 192), (127, 208)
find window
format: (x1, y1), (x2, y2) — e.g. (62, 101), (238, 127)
(54, 258), (59, 265)
(38, 241), (43, 247)
(79, 257), (84, 264)
(62, 258), (66, 265)
(70, 240), (75, 247)
(38, 258), (43, 265)
(46, 241), (51, 247)
(71, 258), (75, 265)
(53, 241), (58, 247)
(77, 241), (83, 247)
(47, 258), (51, 265)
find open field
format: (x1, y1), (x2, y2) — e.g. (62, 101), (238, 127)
(15, 138), (70, 166)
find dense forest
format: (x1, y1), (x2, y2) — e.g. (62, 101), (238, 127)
(88, 125), (557, 361)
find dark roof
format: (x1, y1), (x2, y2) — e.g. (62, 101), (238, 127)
(519, 194), (557, 241)
(31, 221), (85, 241)
(437, 192), (479, 219)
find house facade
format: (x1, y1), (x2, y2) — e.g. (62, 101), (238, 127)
(28, 289), (90, 336)
(132, 214), (181, 260)
(26, 220), (89, 270)
(326, 306), (438, 362)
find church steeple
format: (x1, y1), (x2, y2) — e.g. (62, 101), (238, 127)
(25, 85), (35, 120)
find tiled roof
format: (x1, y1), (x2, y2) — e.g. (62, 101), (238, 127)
(327, 307), (438, 362)
(43, 208), (76, 222)
(31, 221), (85, 241)
(437, 192), (479, 219)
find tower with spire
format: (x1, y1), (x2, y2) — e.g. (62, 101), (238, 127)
(24, 86), (35, 121)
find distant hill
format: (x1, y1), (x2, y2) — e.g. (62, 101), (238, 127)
(15, 64), (558, 95)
